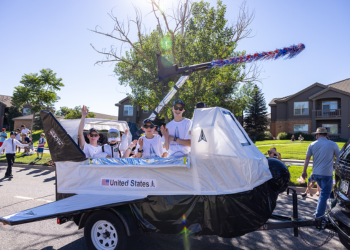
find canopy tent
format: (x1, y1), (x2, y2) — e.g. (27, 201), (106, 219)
(60, 118), (132, 145)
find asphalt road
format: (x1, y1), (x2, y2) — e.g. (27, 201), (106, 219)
(0, 165), (346, 250)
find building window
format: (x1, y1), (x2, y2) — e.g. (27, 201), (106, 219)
(294, 124), (308, 133)
(23, 108), (31, 115)
(322, 124), (338, 134)
(143, 106), (149, 113)
(322, 101), (337, 110)
(294, 102), (309, 115)
(124, 105), (133, 116)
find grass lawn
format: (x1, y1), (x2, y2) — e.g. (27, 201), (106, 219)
(0, 152), (52, 166)
(256, 141), (345, 160)
(288, 165), (335, 187)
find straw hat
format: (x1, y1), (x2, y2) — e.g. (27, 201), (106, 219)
(311, 127), (331, 134)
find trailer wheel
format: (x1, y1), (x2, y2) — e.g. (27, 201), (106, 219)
(84, 211), (127, 250)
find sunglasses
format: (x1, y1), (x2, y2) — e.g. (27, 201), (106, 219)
(174, 106), (184, 111)
(143, 125), (155, 129)
(89, 134), (99, 137)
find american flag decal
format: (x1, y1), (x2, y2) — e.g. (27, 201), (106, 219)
(102, 179), (109, 186)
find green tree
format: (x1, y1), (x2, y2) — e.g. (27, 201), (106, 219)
(92, 0), (257, 121)
(5, 107), (22, 131)
(58, 106), (96, 119)
(12, 69), (64, 131)
(243, 84), (268, 138)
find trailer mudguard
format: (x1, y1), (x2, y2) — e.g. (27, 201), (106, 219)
(0, 194), (146, 226)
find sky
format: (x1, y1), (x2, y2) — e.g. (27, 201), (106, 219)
(1, 0), (349, 117)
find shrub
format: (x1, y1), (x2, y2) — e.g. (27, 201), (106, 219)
(264, 131), (273, 140)
(256, 132), (265, 141)
(277, 132), (289, 140)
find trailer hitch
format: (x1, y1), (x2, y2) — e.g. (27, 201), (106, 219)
(287, 187), (299, 237)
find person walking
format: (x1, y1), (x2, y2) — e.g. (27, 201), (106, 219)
(302, 127), (340, 222)
(0, 131), (28, 178)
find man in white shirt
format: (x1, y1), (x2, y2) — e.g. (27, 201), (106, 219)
(161, 100), (192, 157)
(0, 131), (28, 178)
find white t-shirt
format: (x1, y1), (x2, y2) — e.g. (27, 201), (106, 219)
(15, 133), (21, 141)
(21, 128), (29, 135)
(83, 143), (102, 158)
(135, 134), (163, 158)
(163, 118), (192, 157)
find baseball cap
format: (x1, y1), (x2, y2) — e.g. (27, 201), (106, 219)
(10, 131), (16, 136)
(195, 102), (207, 108)
(1, 128), (5, 131)
(172, 99), (185, 108)
(88, 128), (99, 134)
(107, 128), (120, 142)
(142, 119), (155, 126)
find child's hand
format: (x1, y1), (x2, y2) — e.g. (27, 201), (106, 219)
(106, 155), (111, 158)
(129, 140), (137, 149)
(81, 105), (89, 117)
(160, 125), (169, 138)
(124, 129), (128, 135)
(138, 138), (144, 149)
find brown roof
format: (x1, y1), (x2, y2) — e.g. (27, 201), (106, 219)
(12, 114), (33, 120)
(93, 112), (118, 120)
(0, 95), (12, 107)
(328, 78), (350, 93)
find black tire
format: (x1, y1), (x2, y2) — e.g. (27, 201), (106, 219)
(84, 210), (127, 250)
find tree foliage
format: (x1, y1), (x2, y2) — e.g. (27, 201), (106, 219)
(244, 84), (268, 137)
(12, 69), (64, 113)
(92, 0), (258, 121)
(5, 107), (22, 131)
(57, 106), (96, 119)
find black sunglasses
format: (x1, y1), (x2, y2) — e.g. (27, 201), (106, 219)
(174, 106), (184, 111)
(89, 134), (99, 137)
(143, 125), (155, 129)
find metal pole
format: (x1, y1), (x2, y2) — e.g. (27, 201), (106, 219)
(148, 75), (190, 121)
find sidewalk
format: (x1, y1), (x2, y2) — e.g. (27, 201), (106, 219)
(282, 159), (312, 166)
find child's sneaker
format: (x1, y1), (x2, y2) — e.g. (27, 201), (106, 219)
(40, 157), (42, 160)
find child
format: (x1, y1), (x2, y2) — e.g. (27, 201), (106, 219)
(100, 128), (137, 158)
(302, 174), (315, 197)
(21, 133), (32, 156)
(15, 129), (21, 153)
(135, 119), (164, 158)
(36, 133), (46, 159)
(0, 128), (7, 154)
(160, 100), (192, 157)
(0, 131), (28, 178)
(298, 134), (304, 142)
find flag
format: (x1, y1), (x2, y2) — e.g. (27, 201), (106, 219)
(102, 179), (109, 186)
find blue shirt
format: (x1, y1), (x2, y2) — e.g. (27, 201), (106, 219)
(306, 137), (340, 176)
(0, 132), (7, 142)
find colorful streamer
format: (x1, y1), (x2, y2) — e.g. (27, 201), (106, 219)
(210, 43), (305, 68)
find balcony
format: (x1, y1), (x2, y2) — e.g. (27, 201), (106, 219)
(315, 109), (341, 119)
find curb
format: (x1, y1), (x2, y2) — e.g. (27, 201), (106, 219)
(0, 162), (55, 171)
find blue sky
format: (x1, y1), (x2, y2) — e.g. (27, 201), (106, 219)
(1, 0), (349, 116)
